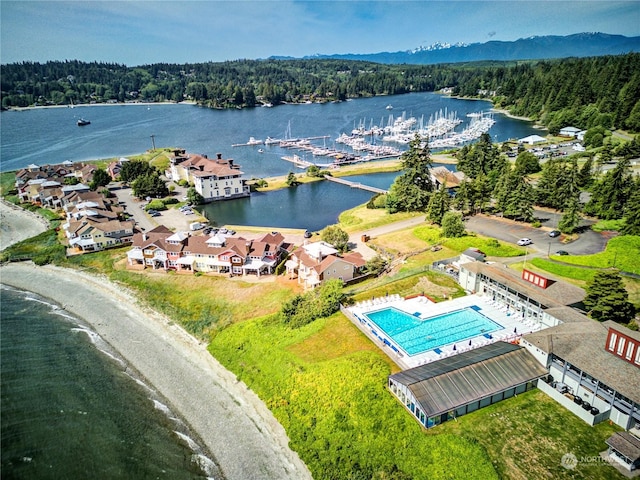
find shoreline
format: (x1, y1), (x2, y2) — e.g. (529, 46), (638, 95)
(3, 100), (197, 112)
(0, 207), (312, 480)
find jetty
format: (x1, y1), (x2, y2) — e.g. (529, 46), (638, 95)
(324, 176), (388, 194)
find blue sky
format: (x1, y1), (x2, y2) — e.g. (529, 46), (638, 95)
(1, 1), (639, 65)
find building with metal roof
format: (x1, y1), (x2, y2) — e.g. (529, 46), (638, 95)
(388, 342), (547, 428)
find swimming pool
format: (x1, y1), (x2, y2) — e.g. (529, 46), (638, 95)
(364, 306), (502, 356)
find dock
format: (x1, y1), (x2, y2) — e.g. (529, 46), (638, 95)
(323, 176), (388, 194)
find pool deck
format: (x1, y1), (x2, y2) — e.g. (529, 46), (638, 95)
(346, 294), (545, 370)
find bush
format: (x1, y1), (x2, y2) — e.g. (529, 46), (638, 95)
(163, 197), (179, 205)
(145, 199), (166, 211)
(280, 279), (344, 328)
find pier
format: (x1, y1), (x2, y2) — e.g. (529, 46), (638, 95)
(323, 176), (388, 194)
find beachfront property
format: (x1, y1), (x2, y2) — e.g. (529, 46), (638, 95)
(62, 194), (135, 252)
(166, 150), (250, 202)
(285, 240), (367, 289)
(344, 260), (640, 435)
(127, 226), (291, 276)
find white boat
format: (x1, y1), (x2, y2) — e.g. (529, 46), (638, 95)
(258, 148), (264, 153)
(386, 104), (393, 110)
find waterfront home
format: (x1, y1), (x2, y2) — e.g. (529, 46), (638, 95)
(65, 218), (135, 252)
(126, 226), (291, 276)
(107, 157), (129, 180)
(167, 150), (249, 202)
(285, 240), (366, 289)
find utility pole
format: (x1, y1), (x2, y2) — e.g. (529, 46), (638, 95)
(150, 134), (156, 151)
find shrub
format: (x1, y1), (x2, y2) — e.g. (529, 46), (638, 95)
(145, 199), (166, 211)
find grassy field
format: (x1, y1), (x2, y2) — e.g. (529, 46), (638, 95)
(548, 235), (640, 275)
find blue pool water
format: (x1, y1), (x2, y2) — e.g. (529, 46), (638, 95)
(364, 306), (502, 356)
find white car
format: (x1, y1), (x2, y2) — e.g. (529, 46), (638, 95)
(517, 238), (533, 246)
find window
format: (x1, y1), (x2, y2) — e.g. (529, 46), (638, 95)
(635, 346), (640, 366)
(608, 332), (618, 351)
(617, 337), (626, 355)
(625, 342), (634, 361)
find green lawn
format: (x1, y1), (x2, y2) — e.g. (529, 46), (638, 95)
(210, 311), (625, 480)
(549, 236), (640, 275)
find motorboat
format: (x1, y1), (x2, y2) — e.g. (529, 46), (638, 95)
(77, 118), (91, 126)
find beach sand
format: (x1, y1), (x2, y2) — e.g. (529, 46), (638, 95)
(0, 207), (312, 480)
(0, 200), (48, 251)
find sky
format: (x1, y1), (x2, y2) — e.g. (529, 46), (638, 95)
(1, 1), (639, 66)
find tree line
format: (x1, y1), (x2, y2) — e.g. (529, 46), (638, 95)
(2, 54), (639, 132)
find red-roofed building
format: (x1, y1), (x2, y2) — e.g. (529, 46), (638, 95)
(168, 150), (249, 202)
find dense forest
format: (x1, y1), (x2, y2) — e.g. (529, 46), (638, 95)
(2, 53), (639, 131)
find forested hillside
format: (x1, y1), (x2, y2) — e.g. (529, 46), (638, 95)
(2, 54), (639, 132)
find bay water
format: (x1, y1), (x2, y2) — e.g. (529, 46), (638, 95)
(0, 286), (220, 479)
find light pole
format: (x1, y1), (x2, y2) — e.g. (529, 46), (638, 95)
(150, 134), (156, 151)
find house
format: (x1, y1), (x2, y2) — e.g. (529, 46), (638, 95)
(126, 226), (290, 276)
(66, 218), (135, 252)
(167, 150), (249, 202)
(107, 157), (129, 180)
(560, 126), (581, 137)
(430, 166), (466, 190)
(285, 241), (366, 289)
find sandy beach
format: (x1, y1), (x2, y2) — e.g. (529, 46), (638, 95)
(0, 207), (312, 480)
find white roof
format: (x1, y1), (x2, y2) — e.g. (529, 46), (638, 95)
(518, 134), (546, 144)
(206, 234), (226, 245)
(302, 241), (338, 258)
(177, 256), (195, 265)
(127, 249), (144, 260)
(166, 231), (189, 243)
(560, 126), (581, 132)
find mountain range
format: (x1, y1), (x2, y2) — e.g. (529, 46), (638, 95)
(271, 33), (640, 64)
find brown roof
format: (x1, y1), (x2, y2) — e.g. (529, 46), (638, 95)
(462, 263), (585, 308)
(524, 318), (640, 403)
(431, 166), (466, 188)
(606, 432), (640, 461)
(180, 154), (243, 178)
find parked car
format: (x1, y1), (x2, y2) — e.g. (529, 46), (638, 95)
(556, 250), (569, 256)
(304, 230), (312, 238)
(549, 230), (561, 237)
(218, 228), (228, 234)
(517, 238), (533, 246)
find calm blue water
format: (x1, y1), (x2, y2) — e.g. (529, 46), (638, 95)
(0, 93), (543, 174)
(0, 286), (220, 479)
(365, 306), (502, 355)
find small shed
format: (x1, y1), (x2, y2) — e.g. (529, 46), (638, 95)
(606, 432), (640, 471)
(460, 247), (486, 264)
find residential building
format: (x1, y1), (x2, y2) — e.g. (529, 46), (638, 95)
(168, 150), (249, 202)
(127, 226), (291, 276)
(560, 126), (582, 137)
(285, 241), (366, 289)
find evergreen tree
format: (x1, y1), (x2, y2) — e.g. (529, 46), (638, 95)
(584, 157), (633, 219)
(558, 193), (582, 234)
(386, 134), (433, 212)
(119, 160), (155, 183)
(584, 270), (636, 324)
(514, 150), (541, 175)
(620, 179), (640, 236)
(441, 211), (466, 238)
(578, 155), (594, 188)
(494, 168), (535, 221)
(426, 182), (451, 225)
